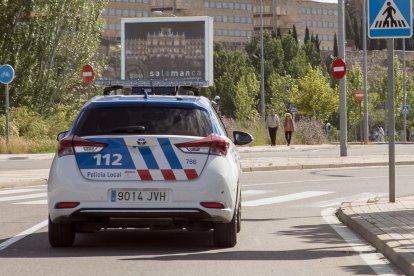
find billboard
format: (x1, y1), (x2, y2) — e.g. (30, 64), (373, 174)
(121, 16), (213, 87)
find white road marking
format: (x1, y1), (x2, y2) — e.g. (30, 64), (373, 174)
(0, 188), (43, 195)
(307, 193), (387, 208)
(0, 192), (46, 202)
(241, 190), (270, 197)
(0, 219), (48, 251)
(242, 191), (334, 207)
(242, 174), (402, 188)
(322, 208), (400, 275)
(14, 199), (47, 205)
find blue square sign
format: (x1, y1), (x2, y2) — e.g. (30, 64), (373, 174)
(368, 0), (412, 38)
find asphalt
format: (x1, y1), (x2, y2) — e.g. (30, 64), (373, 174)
(1, 144), (414, 274)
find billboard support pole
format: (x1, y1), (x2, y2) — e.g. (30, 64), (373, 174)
(260, 0), (265, 124)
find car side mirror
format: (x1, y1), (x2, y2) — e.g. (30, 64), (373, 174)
(233, 131), (254, 146)
(56, 131), (68, 141)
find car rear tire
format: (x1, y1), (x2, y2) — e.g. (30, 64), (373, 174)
(214, 209), (237, 248)
(236, 200), (241, 233)
(48, 217), (75, 247)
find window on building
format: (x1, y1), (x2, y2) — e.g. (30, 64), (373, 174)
(223, 2), (228, 8)
(323, 9), (327, 15)
(116, 9), (122, 16)
(209, 1), (215, 8)
(246, 4), (252, 10)
(235, 16), (240, 23)
(241, 3), (246, 10)
(229, 30), (235, 36)
(334, 10), (338, 16)
(217, 2), (222, 8)
(205, 1), (209, 8)
(223, 29), (228, 35)
(241, 30), (246, 36)
(229, 3), (234, 9)
(241, 17), (246, 23)
(223, 15), (227, 22)
(122, 9), (129, 16)
(247, 17), (252, 24)
(228, 16), (234, 23)
(312, 8), (316, 14)
(323, 21), (328, 28)
(328, 10), (333, 15)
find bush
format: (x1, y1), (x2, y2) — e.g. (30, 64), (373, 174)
(294, 117), (328, 144)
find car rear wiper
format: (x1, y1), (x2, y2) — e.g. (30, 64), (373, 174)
(110, 126), (146, 134)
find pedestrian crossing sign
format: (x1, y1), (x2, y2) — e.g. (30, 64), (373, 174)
(402, 104), (409, 114)
(368, 0), (412, 38)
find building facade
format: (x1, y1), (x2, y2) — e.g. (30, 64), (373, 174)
(102, 0), (338, 50)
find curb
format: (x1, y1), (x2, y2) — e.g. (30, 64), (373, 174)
(0, 179), (47, 189)
(337, 203), (414, 276)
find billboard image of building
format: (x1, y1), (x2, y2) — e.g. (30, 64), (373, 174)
(121, 17), (213, 87)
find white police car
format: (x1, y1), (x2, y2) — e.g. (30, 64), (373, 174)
(48, 93), (253, 248)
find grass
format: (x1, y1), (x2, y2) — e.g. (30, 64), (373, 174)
(0, 137), (57, 154)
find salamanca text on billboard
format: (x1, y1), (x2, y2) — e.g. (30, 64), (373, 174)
(121, 17), (213, 87)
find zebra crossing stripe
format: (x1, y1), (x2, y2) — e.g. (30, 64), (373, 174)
(14, 199), (47, 205)
(0, 219), (48, 251)
(0, 192), (46, 202)
(242, 191), (333, 207)
(0, 188), (43, 195)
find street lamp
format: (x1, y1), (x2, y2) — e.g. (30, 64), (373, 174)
(260, 0), (265, 123)
(151, 10), (176, 17)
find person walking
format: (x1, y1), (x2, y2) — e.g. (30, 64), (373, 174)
(265, 109), (280, 146)
(284, 112), (295, 146)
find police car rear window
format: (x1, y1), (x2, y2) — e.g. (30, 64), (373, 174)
(75, 106), (212, 137)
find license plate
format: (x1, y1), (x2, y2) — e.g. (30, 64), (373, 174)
(110, 189), (168, 203)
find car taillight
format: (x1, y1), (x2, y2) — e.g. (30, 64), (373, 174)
(55, 202), (80, 209)
(58, 136), (107, 157)
(201, 202), (225, 209)
(175, 134), (229, 156)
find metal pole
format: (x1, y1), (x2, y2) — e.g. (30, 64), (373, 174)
(338, 0), (347, 156)
(403, 38), (407, 143)
(5, 83), (10, 145)
(260, 0), (265, 123)
(387, 38), (395, 203)
(88, 85), (91, 99)
(362, 0), (369, 144)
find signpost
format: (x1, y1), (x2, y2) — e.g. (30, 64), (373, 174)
(354, 90), (364, 142)
(368, 0), (413, 203)
(331, 58), (347, 80)
(0, 64), (15, 145)
(82, 64), (94, 99)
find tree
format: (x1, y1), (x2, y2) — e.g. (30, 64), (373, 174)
(304, 27), (310, 44)
(292, 25), (298, 42)
(235, 72), (260, 121)
(0, 0), (106, 114)
(289, 65), (339, 122)
(210, 43), (258, 119)
(333, 33), (338, 57)
(267, 73), (297, 114)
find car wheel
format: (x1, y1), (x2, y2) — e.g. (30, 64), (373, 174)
(48, 216), (75, 247)
(236, 200), (241, 233)
(214, 209), (237, 248)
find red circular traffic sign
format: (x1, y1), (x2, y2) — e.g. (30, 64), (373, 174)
(354, 90), (364, 101)
(331, 58), (346, 80)
(82, 64), (94, 85)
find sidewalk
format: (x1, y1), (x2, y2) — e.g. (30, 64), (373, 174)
(1, 144), (414, 274)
